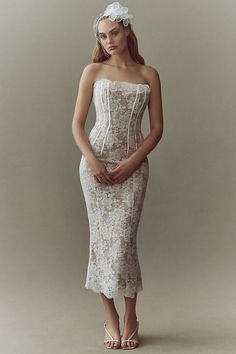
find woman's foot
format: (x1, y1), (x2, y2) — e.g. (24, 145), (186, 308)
(121, 314), (140, 349)
(104, 314), (121, 349)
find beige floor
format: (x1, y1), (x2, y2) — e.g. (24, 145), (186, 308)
(1, 270), (236, 354)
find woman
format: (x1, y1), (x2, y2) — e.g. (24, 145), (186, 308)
(72, 1), (163, 350)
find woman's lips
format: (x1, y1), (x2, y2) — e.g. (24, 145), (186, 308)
(108, 46), (117, 50)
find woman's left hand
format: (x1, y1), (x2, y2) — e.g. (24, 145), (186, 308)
(108, 157), (140, 184)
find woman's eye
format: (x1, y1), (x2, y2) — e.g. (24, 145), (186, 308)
(100, 31), (118, 40)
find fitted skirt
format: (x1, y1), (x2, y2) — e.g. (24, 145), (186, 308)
(79, 155), (149, 299)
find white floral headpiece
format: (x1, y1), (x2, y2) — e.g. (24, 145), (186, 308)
(93, 2), (134, 42)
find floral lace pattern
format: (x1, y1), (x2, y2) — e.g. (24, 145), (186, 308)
(79, 79), (150, 298)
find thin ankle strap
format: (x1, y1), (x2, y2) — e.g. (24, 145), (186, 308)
(127, 321), (139, 340)
(104, 322), (115, 340)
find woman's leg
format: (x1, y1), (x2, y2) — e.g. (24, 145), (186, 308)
(100, 293), (121, 349)
(121, 292), (139, 348)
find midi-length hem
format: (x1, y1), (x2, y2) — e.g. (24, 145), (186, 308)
(85, 283), (143, 299)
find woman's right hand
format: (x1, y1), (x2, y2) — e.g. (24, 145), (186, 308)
(88, 157), (115, 185)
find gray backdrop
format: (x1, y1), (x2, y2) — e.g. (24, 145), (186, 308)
(0, 1), (235, 353)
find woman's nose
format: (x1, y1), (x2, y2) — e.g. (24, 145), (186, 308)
(107, 34), (114, 43)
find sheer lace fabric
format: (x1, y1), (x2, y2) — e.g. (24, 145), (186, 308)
(79, 79), (150, 298)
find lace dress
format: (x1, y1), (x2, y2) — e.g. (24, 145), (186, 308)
(79, 78), (150, 299)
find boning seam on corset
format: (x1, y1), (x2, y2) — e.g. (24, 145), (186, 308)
(134, 87), (147, 149)
(93, 86), (104, 144)
(133, 89), (140, 151)
(97, 80), (106, 155)
(100, 81), (111, 156)
(127, 86), (139, 156)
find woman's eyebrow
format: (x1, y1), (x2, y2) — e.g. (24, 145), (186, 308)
(99, 27), (118, 35)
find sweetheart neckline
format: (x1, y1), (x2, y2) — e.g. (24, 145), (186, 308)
(93, 78), (150, 89)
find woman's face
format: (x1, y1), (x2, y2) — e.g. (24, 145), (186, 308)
(97, 18), (129, 55)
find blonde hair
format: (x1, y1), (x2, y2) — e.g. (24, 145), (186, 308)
(92, 18), (145, 64)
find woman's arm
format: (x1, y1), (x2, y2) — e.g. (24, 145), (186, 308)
(72, 64), (115, 185)
(72, 64), (98, 164)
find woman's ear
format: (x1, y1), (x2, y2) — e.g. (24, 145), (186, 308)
(124, 26), (130, 37)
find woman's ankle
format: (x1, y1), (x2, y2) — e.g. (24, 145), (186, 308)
(123, 313), (137, 323)
(106, 311), (119, 322)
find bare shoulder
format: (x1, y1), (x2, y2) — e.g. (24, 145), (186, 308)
(75, 63), (100, 106)
(80, 63), (100, 84)
(83, 62), (102, 72)
(141, 64), (161, 87)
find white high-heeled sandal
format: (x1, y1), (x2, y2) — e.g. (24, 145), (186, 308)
(103, 322), (121, 349)
(121, 321), (140, 350)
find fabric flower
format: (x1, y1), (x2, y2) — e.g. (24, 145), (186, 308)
(103, 2), (133, 26)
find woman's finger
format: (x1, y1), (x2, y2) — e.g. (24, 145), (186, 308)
(95, 176), (101, 183)
(109, 167), (120, 175)
(116, 178), (126, 184)
(102, 173), (114, 185)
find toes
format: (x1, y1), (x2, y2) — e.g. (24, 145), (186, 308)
(112, 341), (118, 349)
(127, 340), (135, 348)
(105, 340), (118, 349)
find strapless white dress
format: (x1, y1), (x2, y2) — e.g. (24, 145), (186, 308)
(79, 78), (150, 299)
